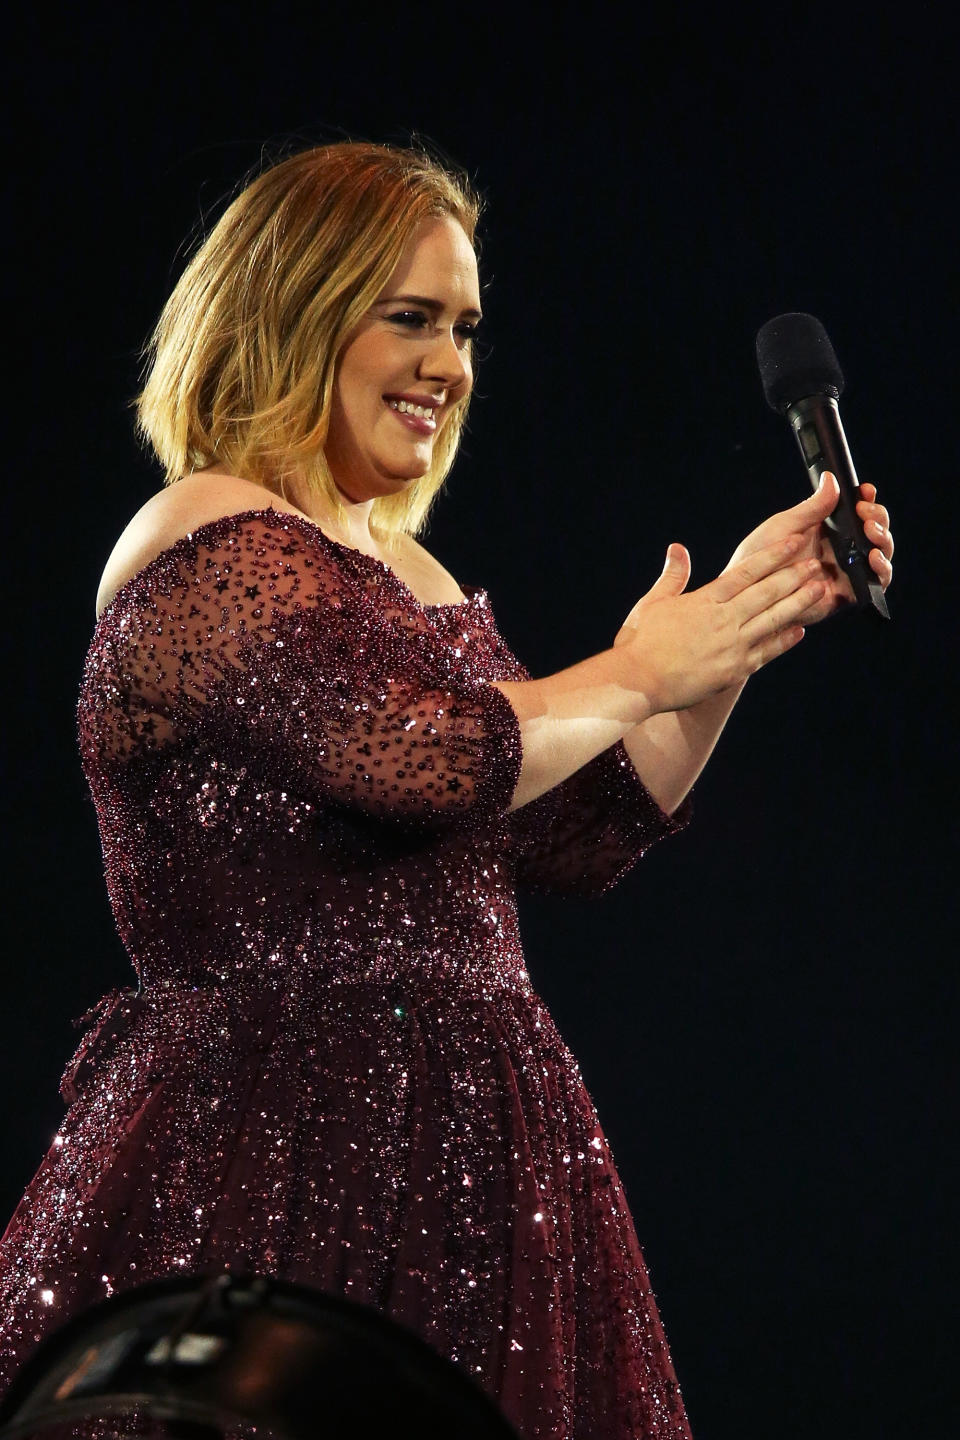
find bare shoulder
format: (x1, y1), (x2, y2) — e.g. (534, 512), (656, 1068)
(95, 474), (303, 617)
(388, 530), (466, 606)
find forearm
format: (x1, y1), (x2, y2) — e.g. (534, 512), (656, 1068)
(621, 680), (747, 815)
(492, 650), (654, 811)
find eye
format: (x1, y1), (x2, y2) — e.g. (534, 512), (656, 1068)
(459, 322), (489, 362)
(386, 310), (429, 328)
(383, 310), (484, 354)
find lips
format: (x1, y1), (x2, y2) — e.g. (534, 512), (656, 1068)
(384, 393), (440, 418)
(384, 395), (439, 434)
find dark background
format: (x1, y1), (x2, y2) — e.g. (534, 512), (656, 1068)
(5, 9), (956, 1437)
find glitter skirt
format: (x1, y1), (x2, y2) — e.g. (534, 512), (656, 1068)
(0, 965), (691, 1438)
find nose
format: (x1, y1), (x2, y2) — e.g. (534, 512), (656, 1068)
(418, 327), (471, 392)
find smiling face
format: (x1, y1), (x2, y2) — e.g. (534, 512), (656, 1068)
(324, 215), (482, 503)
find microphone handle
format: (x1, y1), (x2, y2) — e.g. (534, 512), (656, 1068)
(785, 394), (890, 619)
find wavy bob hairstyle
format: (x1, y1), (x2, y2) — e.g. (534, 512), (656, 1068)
(135, 142), (481, 540)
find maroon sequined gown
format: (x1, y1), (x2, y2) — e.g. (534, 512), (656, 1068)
(0, 509), (693, 1438)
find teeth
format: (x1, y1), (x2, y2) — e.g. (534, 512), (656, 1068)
(389, 399), (435, 420)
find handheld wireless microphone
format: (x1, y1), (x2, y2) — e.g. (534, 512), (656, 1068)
(756, 312), (889, 620)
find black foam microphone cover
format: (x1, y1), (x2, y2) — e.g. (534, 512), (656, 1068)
(756, 312), (845, 413)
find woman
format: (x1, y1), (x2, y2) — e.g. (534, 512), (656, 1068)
(0, 142), (893, 1438)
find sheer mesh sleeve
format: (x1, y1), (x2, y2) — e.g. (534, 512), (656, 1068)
(509, 742), (692, 896)
(81, 511), (522, 829)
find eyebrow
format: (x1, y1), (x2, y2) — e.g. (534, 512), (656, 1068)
(376, 293), (483, 321)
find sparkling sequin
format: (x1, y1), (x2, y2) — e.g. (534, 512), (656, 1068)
(0, 509), (692, 1438)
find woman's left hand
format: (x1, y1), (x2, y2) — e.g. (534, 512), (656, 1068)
(726, 472), (894, 626)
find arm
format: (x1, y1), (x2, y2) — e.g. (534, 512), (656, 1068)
(96, 513), (824, 834)
(91, 512), (523, 830)
(621, 681), (745, 816)
(616, 546), (748, 814)
(508, 741), (692, 896)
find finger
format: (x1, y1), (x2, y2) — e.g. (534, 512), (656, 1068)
(729, 556), (822, 624)
(741, 572), (826, 642)
(751, 471), (841, 543)
(855, 493), (888, 520)
(872, 520), (894, 560)
(858, 506), (891, 534)
(869, 548), (894, 587)
(855, 496), (889, 526)
(619, 543), (693, 632)
(712, 535), (805, 602)
(653, 543), (691, 597)
(863, 516), (893, 558)
(746, 623), (807, 672)
(856, 502), (893, 558)
(789, 469), (841, 523)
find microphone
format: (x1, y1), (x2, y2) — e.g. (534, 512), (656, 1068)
(756, 312), (889, 620)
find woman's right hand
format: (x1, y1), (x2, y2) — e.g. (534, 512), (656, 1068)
(613, 536), (825, 714)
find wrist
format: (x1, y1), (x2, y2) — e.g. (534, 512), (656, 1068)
(594, 646), (661, 726)
(530, 648), (657, 729)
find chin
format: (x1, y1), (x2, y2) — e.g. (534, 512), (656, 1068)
(381, 474), (425, 495)
(377, 458), (433, 486)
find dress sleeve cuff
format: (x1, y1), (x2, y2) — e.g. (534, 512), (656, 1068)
(609, 739), (694, 843)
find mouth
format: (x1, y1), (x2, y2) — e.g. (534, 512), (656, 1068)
(384, 395), (440, 435)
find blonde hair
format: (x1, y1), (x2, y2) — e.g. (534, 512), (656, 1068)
(135, 141), (481, 539)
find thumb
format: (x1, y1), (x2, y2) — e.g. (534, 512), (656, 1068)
(806, 470), (841, 516)
(651, 542), (691, 597)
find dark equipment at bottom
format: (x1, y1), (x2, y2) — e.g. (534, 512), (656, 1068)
(0, 1272), (521, 1439)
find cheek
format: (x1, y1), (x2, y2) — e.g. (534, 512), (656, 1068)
(332, 386), (383, 456)
(335, 334), (396, 411)
(455, 362), (475, 410)
(448, 358), (474, 411)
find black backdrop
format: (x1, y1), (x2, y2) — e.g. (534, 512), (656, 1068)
(5, 9), (956, 1438)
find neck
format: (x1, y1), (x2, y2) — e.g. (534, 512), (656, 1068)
(288, 473), (379, 549)
(201, 462), (383, 553)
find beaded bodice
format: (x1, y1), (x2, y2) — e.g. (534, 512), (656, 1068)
(79, 509), (532, 1000)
